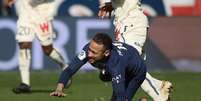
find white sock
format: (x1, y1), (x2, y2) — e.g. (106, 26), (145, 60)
(19, 49), (31, 86)
(49, 49), (68, 70)
(141, 73), (162, 101)
(152, 77), (163, 88)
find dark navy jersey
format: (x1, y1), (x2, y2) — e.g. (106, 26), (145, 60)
(58, 42), (147, 101)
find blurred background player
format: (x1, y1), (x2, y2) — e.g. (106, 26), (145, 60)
(1, 0), (15, 16)
(50, 33), (147, 101)
(98, 0), (173, 101)
(5, 0), (70, 93)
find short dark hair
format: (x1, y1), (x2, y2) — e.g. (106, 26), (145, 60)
(92, 33), (112, 50)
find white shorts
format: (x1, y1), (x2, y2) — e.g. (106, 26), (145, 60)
(16, 19), (55, 46)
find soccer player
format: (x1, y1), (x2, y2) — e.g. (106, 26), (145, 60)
(50, 33), (147, 101)
(98, 0), (173, 101)
(5, 0), (70, 93)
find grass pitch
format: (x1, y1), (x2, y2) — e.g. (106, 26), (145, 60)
(0, 71), (200, 101)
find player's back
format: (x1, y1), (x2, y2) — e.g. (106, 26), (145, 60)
(108, 42), (146, 75)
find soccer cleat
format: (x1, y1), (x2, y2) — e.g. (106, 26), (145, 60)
(160, 81), (173, 101)
(12, 83), (31, 94)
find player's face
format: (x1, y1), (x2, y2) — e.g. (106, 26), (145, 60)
(88, 40), (108, 64)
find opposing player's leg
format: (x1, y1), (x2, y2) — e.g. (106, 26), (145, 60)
(13, 22), (34, 93)
(142, 73), (173, 101)
(42, 44), (68, 70)
(141, 73), (163, 101)
(35, 20), (67, 70)
(36, 20), (72, 87)
(13, 42), (32, 94)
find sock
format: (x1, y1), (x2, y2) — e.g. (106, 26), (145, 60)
(141, 73), (162, 101)
(49, 49), (68, 70)
(152, 77), (163, 89)
(19, 49), (31, 86)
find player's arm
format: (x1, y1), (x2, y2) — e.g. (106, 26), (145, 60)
(50, 56), (87, 97)
(98, 0), (113, 18)
(50, 46), (89, 97)
(49, 83), (66, 97)
(3, 0), (15, 7)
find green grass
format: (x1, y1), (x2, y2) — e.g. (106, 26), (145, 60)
(0, 71), (201, 101)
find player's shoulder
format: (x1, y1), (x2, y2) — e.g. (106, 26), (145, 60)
(82, 43), (90, 51)
(77, 43), (89, 61)
(107, 49), (124, 66)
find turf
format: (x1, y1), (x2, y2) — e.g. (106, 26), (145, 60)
(0, 71), (200, 101)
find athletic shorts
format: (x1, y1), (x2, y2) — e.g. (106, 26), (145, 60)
(16, 18), (55, 46)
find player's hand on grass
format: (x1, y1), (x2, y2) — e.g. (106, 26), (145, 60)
(50, 83), (66, 97)
(49, 90), (66, 97)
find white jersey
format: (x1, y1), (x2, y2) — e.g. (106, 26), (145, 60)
(99, 0), (148, 28)
(15, 0), (58, 21)
(99, 0), (148, 54)
(113, 0), (147, 27)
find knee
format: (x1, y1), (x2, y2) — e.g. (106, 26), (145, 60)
(19, 42), (32, 49)
(42, 45), (53, 55)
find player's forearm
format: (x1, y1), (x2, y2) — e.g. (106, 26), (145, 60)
(58, 56), (86, 87)
(115, 0), (138, 22)
(58, 67), (73, 87)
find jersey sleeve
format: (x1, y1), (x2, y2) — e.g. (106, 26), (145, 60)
(58, 44), (89, 87)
